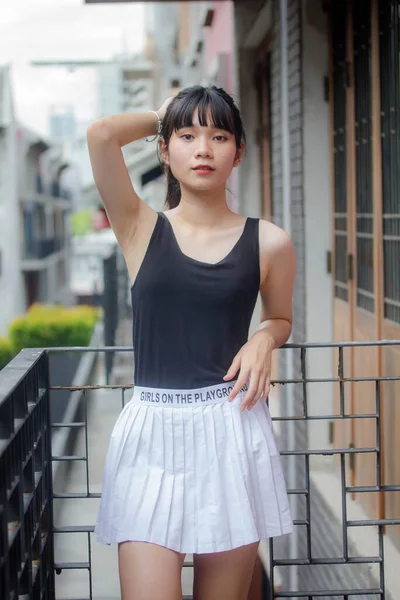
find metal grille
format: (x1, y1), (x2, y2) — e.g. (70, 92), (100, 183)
(379, 0), (400, 323)
(102, 249), (121, 383)
(268, 341), (400, 599)
(332, 1), (349, 302)
(1, 342), (400, 598)
(0, 350), (55, 599)
(353, 0), (374, 313)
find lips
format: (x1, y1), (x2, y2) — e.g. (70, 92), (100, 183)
(193, 165), (215, 171)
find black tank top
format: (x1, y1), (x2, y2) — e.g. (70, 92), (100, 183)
(131, 212), (260, 389)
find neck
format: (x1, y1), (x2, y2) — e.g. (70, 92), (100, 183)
(173, 183), (232, 227)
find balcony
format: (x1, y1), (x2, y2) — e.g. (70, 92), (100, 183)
(21, 200), (68, 271)
(22, 194), (70, 212)
(22, 237), (65, 261)
(35, 173), (72, 206)
(21, 237), (67, 271)
(1, 339), (399, 599)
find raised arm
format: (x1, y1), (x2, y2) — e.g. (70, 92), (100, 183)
(86, 99), (172, 249)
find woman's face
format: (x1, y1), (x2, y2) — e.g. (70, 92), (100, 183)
(162, 108), (243, 192)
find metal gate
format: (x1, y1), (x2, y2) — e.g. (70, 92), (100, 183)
(1, 340), (399, 598)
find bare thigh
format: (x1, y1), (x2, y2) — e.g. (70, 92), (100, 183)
(118, 541), (186, 600)
(193, 542), (259, 600)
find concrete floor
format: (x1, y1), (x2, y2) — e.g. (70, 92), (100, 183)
(53, 356), (194, 599)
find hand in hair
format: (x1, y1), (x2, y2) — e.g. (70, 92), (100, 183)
(157, 96), (175, 121)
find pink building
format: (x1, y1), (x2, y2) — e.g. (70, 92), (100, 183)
(204, 1), (236, 96)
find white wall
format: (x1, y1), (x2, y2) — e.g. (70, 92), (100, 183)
(151, 2), (182, 103)
(237, 48), (262, 218)
(302, 0), (333, 451)
(237, 52), (263, 334)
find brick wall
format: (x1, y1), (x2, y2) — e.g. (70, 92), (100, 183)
(270, 0), (306, 384)
(269, 0), (308, 572)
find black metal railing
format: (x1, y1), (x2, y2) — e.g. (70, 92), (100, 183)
(102, 248), (130, 383)
(102, 250), (118, 383)
(0, 350), (55, 599)
(1, 341), (399, 599)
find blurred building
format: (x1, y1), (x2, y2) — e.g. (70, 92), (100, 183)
(98, 56), (155, 117)
(0, 65), (24, 336)
(31, 54), (161, 211)
(83, 53), (165, 212)
(145, 2), (182, 101)
(0, 65), (74, 336)
(49, 104), (77, 141)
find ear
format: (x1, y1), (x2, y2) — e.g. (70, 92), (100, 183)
(233, 142), (245, 168)
(159, 138), (169, 165)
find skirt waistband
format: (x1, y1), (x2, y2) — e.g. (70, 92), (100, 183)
(131, 380), (248, 408)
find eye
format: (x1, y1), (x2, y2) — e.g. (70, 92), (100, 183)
(214, 135), (228, 142)
(180, 134), (193, 140)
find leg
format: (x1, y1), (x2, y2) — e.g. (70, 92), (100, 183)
(193, 542), (259, 600)
(118, 541), (186, 600)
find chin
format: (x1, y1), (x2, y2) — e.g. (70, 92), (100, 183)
(183, 177), (225, 192)
(192, 183), (221, 194)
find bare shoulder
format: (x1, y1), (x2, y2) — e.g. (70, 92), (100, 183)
(257, 218), (296, 280)
(258, 218), (295, 254)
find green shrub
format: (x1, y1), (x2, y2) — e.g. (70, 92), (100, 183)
(0, 337), (14, 370)
(8, 304), (100, 354)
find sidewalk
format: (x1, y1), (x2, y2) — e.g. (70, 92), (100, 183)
(53, 347), (194, 598)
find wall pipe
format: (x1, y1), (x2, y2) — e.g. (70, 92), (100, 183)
(280, 0), (299, 592)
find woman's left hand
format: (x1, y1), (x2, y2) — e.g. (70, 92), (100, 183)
(223, 330), (275, 411)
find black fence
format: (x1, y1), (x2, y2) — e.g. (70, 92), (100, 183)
(102, 249), (118, 383)
(102, 247), (130, 383)
(0, 350), (55, 599)
(0, 341), (399, 599)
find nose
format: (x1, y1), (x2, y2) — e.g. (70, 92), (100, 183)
(195, 136), (213, 158)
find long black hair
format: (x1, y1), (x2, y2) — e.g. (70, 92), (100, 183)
(159, 85), (246, 209)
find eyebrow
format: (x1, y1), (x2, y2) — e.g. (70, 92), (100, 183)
(177, 123), (230, 132)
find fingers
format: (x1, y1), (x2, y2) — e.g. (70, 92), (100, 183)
(226, 356), (272, 410)
(240, 373), (266, 411)
(227, 368), (250, 402)
(238, 373), (272, 411)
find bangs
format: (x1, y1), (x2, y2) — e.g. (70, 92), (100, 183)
(172, 88), (236, 135)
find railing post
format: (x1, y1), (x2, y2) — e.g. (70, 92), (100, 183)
(102, 247), (118, 384)
(42, 350), (56, 599)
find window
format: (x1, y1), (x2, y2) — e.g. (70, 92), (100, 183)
(332, 2), (348, 302)
(353, 0), (374, 313)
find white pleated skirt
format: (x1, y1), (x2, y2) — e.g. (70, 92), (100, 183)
(94, 381), (293, 554)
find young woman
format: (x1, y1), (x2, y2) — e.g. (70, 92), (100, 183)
(87, 85), (296, 600)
